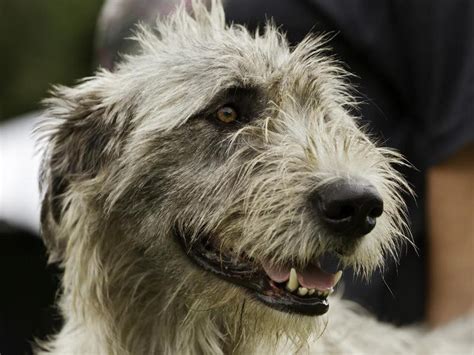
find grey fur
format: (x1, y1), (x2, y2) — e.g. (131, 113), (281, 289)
(36, 1), (472, 354)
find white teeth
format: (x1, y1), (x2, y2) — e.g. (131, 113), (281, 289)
(286, 268), (299, 292)
(283, 267), (341, 297)
(297, 287), (308, 296)
(334, 270), (343, 286)
(315, 289), (332, 298)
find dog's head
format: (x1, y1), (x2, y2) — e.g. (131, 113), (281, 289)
(40, 1), (409, 328)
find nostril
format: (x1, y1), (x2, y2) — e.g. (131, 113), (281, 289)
(323, 203), (355, 220)
(368, 204), (383, 218)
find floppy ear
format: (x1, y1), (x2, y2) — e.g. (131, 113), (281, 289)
(39, 78), (128, 262)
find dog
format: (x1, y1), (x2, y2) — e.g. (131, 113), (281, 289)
(36, 1), (473, 354)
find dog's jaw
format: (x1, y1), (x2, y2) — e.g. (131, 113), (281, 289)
(175, 227), (345, 316)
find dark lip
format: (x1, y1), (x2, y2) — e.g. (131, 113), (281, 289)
(174, 228), (330, 316)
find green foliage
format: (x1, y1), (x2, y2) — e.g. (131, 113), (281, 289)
(0, 0), (104, 120)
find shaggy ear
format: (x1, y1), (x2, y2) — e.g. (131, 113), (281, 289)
(39, 78), (128, 262)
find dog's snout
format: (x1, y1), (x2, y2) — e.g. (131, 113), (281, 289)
(312, 180), (384, 238)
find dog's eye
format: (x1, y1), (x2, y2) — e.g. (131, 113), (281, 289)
(216, 106), (238, 123)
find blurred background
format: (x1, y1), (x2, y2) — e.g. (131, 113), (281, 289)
(0, 1), (103, 354)
(1, 1), (472, 354)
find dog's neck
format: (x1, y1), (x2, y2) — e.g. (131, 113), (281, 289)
(45, 219), (319, 354)
(51, 241), (238, 354)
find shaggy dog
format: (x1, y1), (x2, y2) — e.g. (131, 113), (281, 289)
(37, 1), (472, 354)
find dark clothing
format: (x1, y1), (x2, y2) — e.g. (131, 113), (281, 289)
(0, 222), (61, 355)
(225, 0), (474, 324)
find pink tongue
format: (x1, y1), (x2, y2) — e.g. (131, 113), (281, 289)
(262, 264), (290, 283)
(297, 264), (335, 290)
(262, 263), (337, 290)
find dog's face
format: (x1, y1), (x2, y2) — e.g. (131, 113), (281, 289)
(41, 3), (408, 322)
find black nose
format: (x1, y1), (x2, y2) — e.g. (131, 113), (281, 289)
(312, 180), (384, 238)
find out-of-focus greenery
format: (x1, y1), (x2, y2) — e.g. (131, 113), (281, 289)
(0, 0), (104, 121)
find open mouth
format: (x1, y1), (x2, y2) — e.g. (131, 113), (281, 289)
(175, 229), (343, 316)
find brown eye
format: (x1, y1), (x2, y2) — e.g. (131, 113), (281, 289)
(216, 106), (238, 123)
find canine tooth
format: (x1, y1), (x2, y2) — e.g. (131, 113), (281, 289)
(334, 270), (343, 286)
(308, 289), (315, 295)
(297, 287), (308, 296)
(321, 290), (330, 297)
(286, 268), (299, 292)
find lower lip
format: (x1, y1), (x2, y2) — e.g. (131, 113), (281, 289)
(253, 291), (330, 316)
(216, 271), (330, 316)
